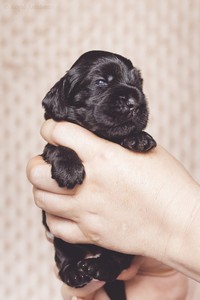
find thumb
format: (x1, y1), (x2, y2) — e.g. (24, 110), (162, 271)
(40, 119), (108, 162)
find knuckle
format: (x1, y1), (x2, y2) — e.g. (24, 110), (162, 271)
(85, 217), (102, 244)
(88, 232), (100, 244)
(95, 144), (119, 164)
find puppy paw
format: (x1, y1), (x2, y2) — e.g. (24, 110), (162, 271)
(59, 263), (92, 288)
(52, 158), (85, 189)
(43, 144), (85, 189)
(77, 257), (122, 282)
(121, 131), (156, 152)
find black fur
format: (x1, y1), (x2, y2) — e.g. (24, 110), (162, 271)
(41, 50), (156, 298)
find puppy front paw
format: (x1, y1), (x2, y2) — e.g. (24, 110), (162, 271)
(77, 256), (122, 282)
(121, 131), (156, 152)
(51, 151), (85, 189)
(43, 144), (86, 189)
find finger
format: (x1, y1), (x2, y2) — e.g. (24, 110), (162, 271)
(46, 213), (88, 244)
(61, 280), (105, 299)
(95, 287), (111, 300)
(34, 188), (78, 220)
(40, 119), (111, 161)
(27, 156), (77, 195)
(117, 256), (145, 280)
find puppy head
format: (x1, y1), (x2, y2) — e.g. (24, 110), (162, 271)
(42, 50), (149, 140)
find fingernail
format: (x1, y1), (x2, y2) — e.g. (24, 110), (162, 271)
(45, 230), (54, 242)
(71, 297), (78, 300)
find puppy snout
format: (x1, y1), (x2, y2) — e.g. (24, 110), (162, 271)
(119, 87), (142, 105)
(119, 91), (141, 112)
(126, 97), (139, 110)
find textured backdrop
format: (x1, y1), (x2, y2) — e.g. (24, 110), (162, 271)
(1, 0), (200, 299)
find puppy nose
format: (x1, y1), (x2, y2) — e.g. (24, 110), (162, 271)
(119, 95), (140, 111)
(126, 97), (139, 110)
(118, 95), (140, 113)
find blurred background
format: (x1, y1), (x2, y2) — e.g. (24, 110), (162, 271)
(1, 0), (200, 299)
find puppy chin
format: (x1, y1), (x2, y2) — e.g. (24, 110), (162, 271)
(94, 123), (135, 141)
(94, 113), (148, 141)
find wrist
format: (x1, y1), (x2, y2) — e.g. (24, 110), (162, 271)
(157, 181), (200, 281)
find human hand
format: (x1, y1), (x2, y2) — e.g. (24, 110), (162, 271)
(27, 120), (200, 281)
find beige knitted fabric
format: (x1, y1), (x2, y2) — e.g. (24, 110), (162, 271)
(1, 1), (200, 299)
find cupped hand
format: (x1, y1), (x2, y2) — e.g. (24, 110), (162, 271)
(27, 120), (200, 281)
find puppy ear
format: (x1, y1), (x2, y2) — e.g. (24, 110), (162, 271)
(42, 74), (70, 120)
(135, 69), (143, 88)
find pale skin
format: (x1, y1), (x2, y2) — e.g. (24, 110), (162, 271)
(27, 120), (200, 299)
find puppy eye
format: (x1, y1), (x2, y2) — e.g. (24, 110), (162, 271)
(96, 79), (108, 87)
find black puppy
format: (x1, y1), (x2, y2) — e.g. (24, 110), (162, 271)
(42, 50), (156, 299)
